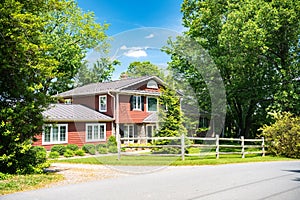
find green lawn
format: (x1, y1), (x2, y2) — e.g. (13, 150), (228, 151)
(0, 173), (64, 195)
(54, 154), (296, 166)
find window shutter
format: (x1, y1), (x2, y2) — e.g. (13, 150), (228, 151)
(141, 96), (144, 111)
(130, 96), (133, 110)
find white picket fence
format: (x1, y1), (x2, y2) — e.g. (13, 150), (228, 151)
(117, 135), (266, 161)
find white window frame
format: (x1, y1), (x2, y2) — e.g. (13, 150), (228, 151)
(147, 80), (158, 89)
(42, 124), (68, 145)
(146, 96), (158, 112)
(86, 123), (106, 142)
(123, 124), (135, 144)
(133, 95), (142, 110)
(99, 95), (107, 112)
(146, 124), (157, 143)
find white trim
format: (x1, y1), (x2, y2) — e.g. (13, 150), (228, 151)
(42, 124), (68, 145)
(146, 96), (158, 112)
(99, 95), (107, 112)
(86, 123), (106, 142)
(133, 95), (142, 111)
(123, 124), (135, 144)
(147, 80), (158, 89)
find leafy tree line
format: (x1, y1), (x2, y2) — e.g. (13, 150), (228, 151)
(166, 0), (300, 138)
(0, 0), (108, 174)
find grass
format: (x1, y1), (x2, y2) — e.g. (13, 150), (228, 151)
(0, 173), (64, 195)
(54, 154), (296, 166)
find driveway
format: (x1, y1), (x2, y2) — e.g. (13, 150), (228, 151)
(2, 161), (300, 200)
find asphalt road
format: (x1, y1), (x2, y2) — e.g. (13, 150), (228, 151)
(2, 161), (300, 200)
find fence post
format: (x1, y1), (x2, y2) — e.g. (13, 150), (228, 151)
(181, 134), (185, 161)
(117, 133), (121, 160)
(216, 134), (219, 159)
(241, 136), (245, 158)
(262, 137), (265, 157)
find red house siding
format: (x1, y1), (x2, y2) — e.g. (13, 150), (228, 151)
(119, 95), (151, 124)
(33, 122), (113, 150)
(73, 95), (97, 110)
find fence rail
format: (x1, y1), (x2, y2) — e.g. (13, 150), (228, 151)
(117, 135), (266, 160)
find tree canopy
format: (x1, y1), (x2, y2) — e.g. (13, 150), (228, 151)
(120, 61), (165, 79)
(74, 58), (120, 87)
(166, 0), (300, 138)
(0, 0), (108, 173)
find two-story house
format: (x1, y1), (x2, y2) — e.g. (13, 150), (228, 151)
(33, 76), (164, 150)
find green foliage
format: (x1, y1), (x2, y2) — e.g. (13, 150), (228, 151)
(48, 151), (60, 159)
(66, 144), (79, 151)
(96, 144), (107, 149)
(166, 0), (300, 138)
(0, 0), (109, 174)
(260, 112), (300, 158)
(74, 149), (85, 156)
(152, 88), (186, 154)
(108, 146), (118, 153)
(98, 147), (108, 154)
(63, 149), (75, 158)
(107, 136), (117, 147)
(51, 145), (66, 156)
(120, 61), (165, 79)
(82, 144), (96, 155)
(74, 58), (120, 87)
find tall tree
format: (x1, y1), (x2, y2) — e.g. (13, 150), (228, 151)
(74, 58), (120, 87)
(43, 0), (109, 94)
(0, 0), (108, 173)
(166, 0), (300, 138)
(120, 61), (165, 79)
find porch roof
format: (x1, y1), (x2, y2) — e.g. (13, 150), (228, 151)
(43, 104), (113, 122)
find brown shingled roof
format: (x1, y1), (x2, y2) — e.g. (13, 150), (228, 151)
(56, 76), (165, 97)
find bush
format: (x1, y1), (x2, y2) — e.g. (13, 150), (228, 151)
(66, 144), (79, 151)
(108, 146), (118, 153)
(51, 145), (66, 155)
(260, 112), (300, 158)
(107, 136), (117, 147)
(48, 151), (60, 159)
(96, 143), (107, 149)
(82, 144), (96, 155)
(64, 149), (75, 158)
(98, 147), (108, 154)
(74, 149), (85, 156)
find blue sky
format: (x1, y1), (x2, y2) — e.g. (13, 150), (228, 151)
(76, 0), (184, 79)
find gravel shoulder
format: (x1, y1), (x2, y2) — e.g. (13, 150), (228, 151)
(48, 163), (126, 186)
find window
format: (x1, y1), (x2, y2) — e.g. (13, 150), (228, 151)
(42, 124), (68, 145)
(147, 97), (158, 112)
(99, 95), (107, 112)
(86, 123), (106, 142)
(146, 124), (157, 143)
(122, 124), (136, 144)
(147, 80), (158, 89)
(133, 96), (142, 110)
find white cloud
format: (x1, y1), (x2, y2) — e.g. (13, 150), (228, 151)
(124, 49), (147, 58)
(145, 33), (154, 39)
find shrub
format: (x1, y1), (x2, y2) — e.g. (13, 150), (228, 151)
(96, 143), (107, 150)
(82, 144), (96, 155)
(98, 147), (108, 154)
(66, 144), (79, 151)
(64, 149), (75, 158)
(51, 145), (66, 155)
(48, 151), (60, 159)
(107, 136), (117, 147)
(260, 112), (300, 158)
(108, 146), (118, 153)
(74, 149), (85, 156)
